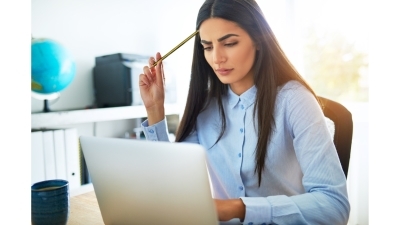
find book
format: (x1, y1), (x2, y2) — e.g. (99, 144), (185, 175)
(53, 129), (68, 180)
(31, 130), (45, 185)
(64, 128), (81, 191)
(42, 130), (57, 180)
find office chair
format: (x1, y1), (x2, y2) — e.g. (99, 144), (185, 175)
(318, 96), (353, 178)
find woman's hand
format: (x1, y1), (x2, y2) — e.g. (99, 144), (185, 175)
(214, 199), (245, 222)
(139, 52), (166, 125)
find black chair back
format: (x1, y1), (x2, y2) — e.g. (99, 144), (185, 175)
(318, 96), (353, 178)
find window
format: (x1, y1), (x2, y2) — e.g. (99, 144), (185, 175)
(258, 0), (368, 102)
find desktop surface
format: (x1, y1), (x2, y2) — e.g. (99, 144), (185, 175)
(69, 185), (242, 225)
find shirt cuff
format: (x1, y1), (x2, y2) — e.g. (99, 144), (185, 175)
(141, 118), (170, 141)
(240, 197), (272, 225)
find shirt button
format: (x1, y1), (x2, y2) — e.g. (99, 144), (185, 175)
(241, 105), (244, 110)
(239, 186), (243, 191)
(238, 153), (242, 158)
(149, 129), (154, 133)
(248, 223), (253, 225)
(240, 128), (244, 133)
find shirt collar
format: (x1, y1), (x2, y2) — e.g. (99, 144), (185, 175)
(227, 85), (257, 109)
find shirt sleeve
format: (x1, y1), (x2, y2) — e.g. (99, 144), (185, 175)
(240, 197), (273, 225)
(141, 118), (200, 144)
(241, 84), (350, 225)
(269, 85), (349, 225)
(141, 118), (170, 142)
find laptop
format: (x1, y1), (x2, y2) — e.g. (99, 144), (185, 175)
(79, 136), (223, 225)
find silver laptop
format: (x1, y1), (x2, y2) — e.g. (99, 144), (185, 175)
(79, 136), (222, 225)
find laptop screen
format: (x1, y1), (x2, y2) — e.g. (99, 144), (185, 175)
(80, 136), (220, 225)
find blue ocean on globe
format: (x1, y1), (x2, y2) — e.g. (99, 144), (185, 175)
(31, 38), (76, 94)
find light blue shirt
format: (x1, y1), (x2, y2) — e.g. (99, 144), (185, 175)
(141, 81), (350, 225)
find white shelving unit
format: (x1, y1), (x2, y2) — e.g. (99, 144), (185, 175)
(31, 103), (182, 188)
(31, 104), (181, 129)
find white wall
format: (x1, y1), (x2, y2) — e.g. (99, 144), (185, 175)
(31, 0), (204, 113)
(343, 103), (369, 225)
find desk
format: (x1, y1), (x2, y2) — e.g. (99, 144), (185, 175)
(69, 190), (103, 225)
(68, 184), (241, 225)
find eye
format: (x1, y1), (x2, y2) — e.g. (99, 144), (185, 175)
(203, 46), (212, 51)
(225, 42), (238, 47)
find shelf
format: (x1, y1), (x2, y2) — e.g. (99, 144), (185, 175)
(31, 104), (181, 129)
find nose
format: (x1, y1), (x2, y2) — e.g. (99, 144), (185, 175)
(212, 47), (226, 65)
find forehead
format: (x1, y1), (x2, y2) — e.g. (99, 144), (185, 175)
(199, 17), (246, 40)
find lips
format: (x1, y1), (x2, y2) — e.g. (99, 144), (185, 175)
(215, 68), (233, 76)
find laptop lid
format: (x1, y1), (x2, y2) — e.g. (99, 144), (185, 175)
(79, 136), (219, 225)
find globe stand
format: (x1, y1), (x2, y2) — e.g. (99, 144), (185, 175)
(31, 92), (60, 113)
(43, 99), (51, 113)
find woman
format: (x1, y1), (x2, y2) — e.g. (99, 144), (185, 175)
(139, 0), (350, 224)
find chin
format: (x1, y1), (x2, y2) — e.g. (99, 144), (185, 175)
(217, 76), (234, 85)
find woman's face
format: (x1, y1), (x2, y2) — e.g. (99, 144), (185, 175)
(199, 17), (257, 95)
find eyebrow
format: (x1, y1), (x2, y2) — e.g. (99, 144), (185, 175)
(200, 34), (239, 45)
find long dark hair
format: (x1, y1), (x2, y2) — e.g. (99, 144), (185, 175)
(175, 0), (318, 186)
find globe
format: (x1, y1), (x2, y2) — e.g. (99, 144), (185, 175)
(31, 38), (76, 95)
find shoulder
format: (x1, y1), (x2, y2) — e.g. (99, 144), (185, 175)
(277, 80), (315, 104)
(276, 80), (322, 119)
(275, 81), (328, 134)
(278, 80), (308, 95)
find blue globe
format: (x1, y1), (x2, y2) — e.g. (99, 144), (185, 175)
(31, 38), (76, 94)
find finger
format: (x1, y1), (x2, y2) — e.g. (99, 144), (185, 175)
(156, 52), (162, 69)
(143, 65), (154, 83)
(160, 60), (165, 85)
(149, 57), (156, 73)
(148, 56), (155, 66)
(155, 52), (164, 86)
(139, 73), (150, 86)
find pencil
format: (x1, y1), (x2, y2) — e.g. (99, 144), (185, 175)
(151, 30), (199, 68)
